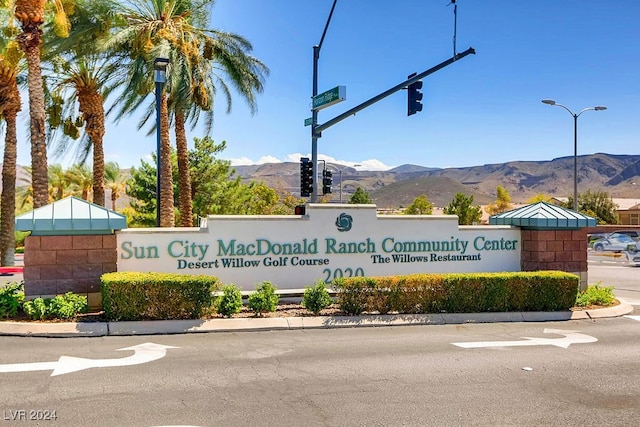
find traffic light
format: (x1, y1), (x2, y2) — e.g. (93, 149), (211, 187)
(300, 157), (313, 197)
(322, 169), (333, 195)
(407, 72), (423, 116)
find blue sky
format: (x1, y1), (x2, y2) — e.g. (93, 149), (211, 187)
(21, 0), (640, 171)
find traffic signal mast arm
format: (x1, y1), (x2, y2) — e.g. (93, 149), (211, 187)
(314, 47), (475, 136)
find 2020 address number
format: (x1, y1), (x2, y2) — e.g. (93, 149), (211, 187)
(323, 267), (365, 283)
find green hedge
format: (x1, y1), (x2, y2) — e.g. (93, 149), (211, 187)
(101, 272), (220, 321)
(332, 271), (579, 315)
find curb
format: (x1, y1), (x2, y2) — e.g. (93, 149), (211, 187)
(0, 304), (633, 337)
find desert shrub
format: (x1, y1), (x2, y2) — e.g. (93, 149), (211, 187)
(575, 283), (616, 307)
(49, 292), (89, 319)
(302, 280), (333, 315)
(0, 283), (25, 318)
(22, 292), (89, 320)
(248, 281), (279, 316)
(23, 298), (50, 320)
(216, 284), (243, 317)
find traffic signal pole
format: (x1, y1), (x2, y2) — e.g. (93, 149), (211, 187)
(310, 0), (337, 202)
(315, 47), (475, 135)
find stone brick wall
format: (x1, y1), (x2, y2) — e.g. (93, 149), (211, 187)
(23, 234), (117, 308)
(521, 229), (588, 289)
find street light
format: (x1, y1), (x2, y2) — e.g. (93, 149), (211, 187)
(154, 57), (169, 227)
(541, 99), (607, 212)
(328, 163), (360, 203)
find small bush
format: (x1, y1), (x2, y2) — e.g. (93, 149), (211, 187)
(216, 284), (243, 317)
(575, 283), (616, 307)
(23, 298), (50, 320)
(248, 281), (279, 316)
(22, 292), (89, 320)
(49, 292), (89, 319)
(0, 283), (25, 318)
(302, 280), (333, 315)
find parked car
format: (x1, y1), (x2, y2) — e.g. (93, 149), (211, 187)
(592, 233), (640, 252)
(609, 230), (640, 241)
(587, 233), (607, 248)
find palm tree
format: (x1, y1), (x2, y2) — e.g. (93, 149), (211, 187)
(104, 161), (127, 211)
(65, 163), (93, 200)
(47, 163), (70, 200)
(0, 28), (22, 266)
(104, 0), (268, 227)
(13, 0), (73, 208)
(46, 55), (119, 207)
(102, 0), (185, 227)
(42, 0), (124, 208)
(171, 29), (268, 226)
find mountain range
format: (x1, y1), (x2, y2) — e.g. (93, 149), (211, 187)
(234, 153), (640, 208)
(2, 153), (639, 210)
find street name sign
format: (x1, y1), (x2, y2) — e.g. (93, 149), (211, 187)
(304, 117), (313, 126)
(312, 86), (346, 111)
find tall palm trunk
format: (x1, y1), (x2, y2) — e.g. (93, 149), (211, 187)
(15, 0), (49, 208)
(78, 90), (106, 207)
(175, 110), (193, 227)
(160, 94), (174, 227)
(0, 83), (21, 266)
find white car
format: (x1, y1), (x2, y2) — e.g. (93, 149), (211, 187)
(592, 233), (640, 252)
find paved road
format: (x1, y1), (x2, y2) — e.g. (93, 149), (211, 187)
(589, 261), (640, 306)
(1, 317), (639, 426)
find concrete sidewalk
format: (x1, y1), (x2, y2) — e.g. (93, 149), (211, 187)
(0, 303), (633, 338)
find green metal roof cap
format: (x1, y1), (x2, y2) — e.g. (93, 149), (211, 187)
(489, 201), (597, 230)
(15, 196), (127, 235)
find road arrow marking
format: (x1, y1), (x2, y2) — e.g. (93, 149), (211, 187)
(625, 315), (640, 322)
(0, 342), (179, 377)
(452, 328), (597, 349)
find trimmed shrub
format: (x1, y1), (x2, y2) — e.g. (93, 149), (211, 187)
(0, 283), (25, 318)
(302, 280), (333, 315)
(333, 277), (374, 315)
(334, 271), (579, 315)
(248, 281), (279, 316)
(216, 284), (243, 318)
(101, 272), (219, 321)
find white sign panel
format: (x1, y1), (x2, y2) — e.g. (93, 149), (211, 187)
(117, 204), (521, 290)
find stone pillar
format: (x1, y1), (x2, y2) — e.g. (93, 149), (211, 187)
(23, 234), (117, 308)
(521, 229), (588, 290)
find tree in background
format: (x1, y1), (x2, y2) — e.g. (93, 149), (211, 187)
(444, 193), (482, 225)
(404, 194), (433, 215)
(574, 190), (618, 224)
(349, 187), (372, 204)
(124, 137), (301, 226)
(104, 161), (127, 211)
(485, 185), (513, 215)
(527, 193), (552, 203)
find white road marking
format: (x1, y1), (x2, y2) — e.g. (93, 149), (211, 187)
(452, 328), (597, 349)
(624, 315), (640, 322)
(0, 343), (179, 376)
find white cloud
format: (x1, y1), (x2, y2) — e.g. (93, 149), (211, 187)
(227, 153), (394, 171)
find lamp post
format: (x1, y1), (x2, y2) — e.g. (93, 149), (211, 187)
(541, 99), (607, 212)
(327, 163), (360, 203)
(154, 58), (169, 227)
